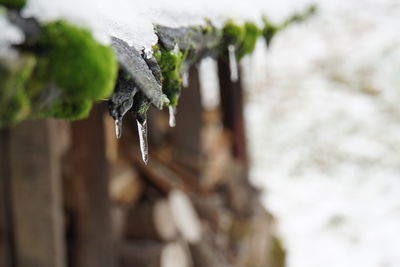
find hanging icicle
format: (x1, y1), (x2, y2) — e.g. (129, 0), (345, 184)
(168, 106), (176, 127)
(228, 44), (238, 82)
(182, 70), (189, 88)
(115, 119), (122, 139)
(136, 119), (149, 164)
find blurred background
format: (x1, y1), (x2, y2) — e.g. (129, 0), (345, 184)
(1, 0), (400, 267)
(246, 1), (400, 267)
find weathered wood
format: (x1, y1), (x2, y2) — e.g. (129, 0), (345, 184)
(67, 103), (116, 267)
(0, 129), (13, 267)
(109, 162), (143, 207)
(169, 190), (202, 244)
(190, 234), (230, 267)
(124, 199), (177, 241)
(171, 67), (203, 172)
(131, 154), (187, 193)
(111, 37), (165, 109)
(120, 241), (190, 267)
(217, 58), (248, 165)
(9, 119), (66, 267)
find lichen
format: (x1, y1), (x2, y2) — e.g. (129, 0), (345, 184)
(153, 44), (185, 107)
(0, 0), (26, 10)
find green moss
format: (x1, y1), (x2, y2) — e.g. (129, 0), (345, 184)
(262, 18), (279, 47)
(269, 237), (286, 267)
(39, 98), (93, 120)
(33, 21), (117, 101)
(0, 55), (36, 127)
(281, 5), (317, 28)
(237, 22), (261, 59)
(222, 20), (245, 46)
(153, 44), (185, 107)
(202, 19), (214, 35)
(0, 0), (26, 9)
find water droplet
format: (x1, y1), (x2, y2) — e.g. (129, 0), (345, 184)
(115, 119), (122, 139)
(182, 70), (189, 88)
(144, 48), (153, 59)
(136, 119), (149, 164)
(228, 44), (238, 82)
(173, 43), (180, 55)
(169, 106), (176, 127)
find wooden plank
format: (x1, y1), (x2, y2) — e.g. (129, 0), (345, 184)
(9, 119), (67, 267)
(171, 66), (203, 172)
(0, 129), (13, 267)
(217, 58), (248, 165)
(67, 103), (116, 267)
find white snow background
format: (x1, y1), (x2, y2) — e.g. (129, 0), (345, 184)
(245, 1), (400, 267)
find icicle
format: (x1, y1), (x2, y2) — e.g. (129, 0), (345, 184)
(182, 70), (189, 88)
(168, 106), (176, 127)
(115, 119), (122, 139)
(228, 44), (238, 82)
(136, 119), (149, 164)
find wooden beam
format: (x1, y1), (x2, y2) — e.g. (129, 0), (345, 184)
(0, 129), (13, 267)
(217, 58), (248, 165)
(67, 103), (116, 267)
(9, 119), (67, 267)
(171, 66), (203, 172)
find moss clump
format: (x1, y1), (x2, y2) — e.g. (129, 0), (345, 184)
(269, 237), (286, 267)
(153, 44), (185, 107)
(33, 21), (117, 101)
(222, 20), (245, 47)
(0, 0), (26, 9)
(41, 99), (93, 120)
(262, 18), (279, 47)
(237, 22), (261, 59)
(0, 55), (36, 127)
(281, 5), (316, 28)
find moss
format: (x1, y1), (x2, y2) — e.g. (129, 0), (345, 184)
(237, 22), (261, 59)
(0, 0), (26, 10)
(269, 237), (286, 267)
(262, 18), (279, 47)
(33, 21), (117, 101)
(202, 19), (214, 35)
(281, 5), (317, 28)
(153, 44), (185, 107)
(0, 55), (36, 127)
(19, 21), (118, 120)
(39, 98), (93, 120)
(222, 20), (245, 46)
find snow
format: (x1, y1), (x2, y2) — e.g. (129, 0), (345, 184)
(245, 1), (400, 267)
(0, 10), (24, 58)
(21, 0), (314, 51)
